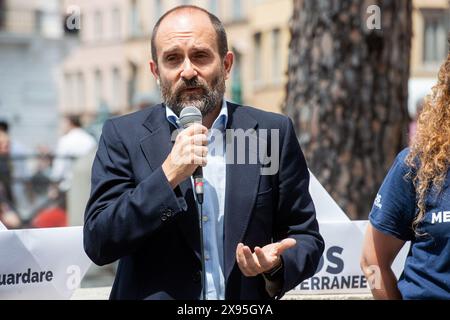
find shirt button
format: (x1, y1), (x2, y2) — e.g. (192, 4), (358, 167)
(165, 209), (174, 217)
(205, 254), (210, 261)
(202, 216), (209, 222)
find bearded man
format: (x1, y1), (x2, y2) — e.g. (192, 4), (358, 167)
(84, 5), (323, 300)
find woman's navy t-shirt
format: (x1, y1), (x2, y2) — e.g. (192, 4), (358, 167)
(369, 148), (450, 299)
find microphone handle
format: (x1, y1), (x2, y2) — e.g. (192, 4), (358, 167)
(193, 167), (204, 204)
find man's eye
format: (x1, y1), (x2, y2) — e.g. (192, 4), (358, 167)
(166, 56), (179, 63)
(195, 53), (208, 59)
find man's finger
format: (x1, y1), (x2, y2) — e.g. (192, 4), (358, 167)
(191, 155), (207, 166)
(191, 134), (208, 146)
(192, 146), (208, 158)
(185, 123), (208, 136)
(276, 238), (297, 255)
(242, 246), (259, 276)
(254, 246), (273, 271)
(236, 243), (246, 268)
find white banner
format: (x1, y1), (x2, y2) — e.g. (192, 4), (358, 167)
(287, 172), (409, 295)
(0, 227), (92, 299)
(309, 172), (350, 222)
(289, 220), (409, 295)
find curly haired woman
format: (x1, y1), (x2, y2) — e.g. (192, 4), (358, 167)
(361, 52), (450, 299)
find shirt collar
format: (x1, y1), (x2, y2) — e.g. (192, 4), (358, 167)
(165, 100), (228, 131)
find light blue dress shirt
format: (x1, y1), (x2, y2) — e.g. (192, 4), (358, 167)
(165, 101), (228, 300)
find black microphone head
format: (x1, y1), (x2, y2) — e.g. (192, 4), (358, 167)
(178, 106), (202, 129)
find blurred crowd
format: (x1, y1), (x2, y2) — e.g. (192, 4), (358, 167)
(0, 116), (97, 229)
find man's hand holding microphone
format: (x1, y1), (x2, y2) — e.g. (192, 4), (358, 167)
(162, 123), (208, 190)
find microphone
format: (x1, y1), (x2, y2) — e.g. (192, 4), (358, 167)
(178, 106), (207, 300)
(178, 106), (204, 204)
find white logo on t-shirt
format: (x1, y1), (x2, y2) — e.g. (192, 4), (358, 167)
(374, 194), (382, 209)
(431, 211), (450, 224)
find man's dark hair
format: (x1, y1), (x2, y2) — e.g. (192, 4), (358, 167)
(66, 115), (82, 128)
(0, 120), (8, 133)
(151, 5), (228, 64)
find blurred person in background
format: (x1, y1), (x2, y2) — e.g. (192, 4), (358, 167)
(30, 145), (53, 201)
(361, 52), (450, 299)
(0, 120), (32, 219)
(0, 194), (21, 229)
(0, 121), (14, 204)
(51, 115), (97, 192)
(0, 122), (21, 229)
(30, 115), (97, 229)
(24, 145), (62, 228)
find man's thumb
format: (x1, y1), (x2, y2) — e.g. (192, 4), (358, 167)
(277, 238), (297, 254)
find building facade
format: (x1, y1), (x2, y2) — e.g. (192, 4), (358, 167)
(58, 0), (292, 119)
(59, 0), (448, 121)
(409, 0), (449, 116)
(0, 0), (76, 150)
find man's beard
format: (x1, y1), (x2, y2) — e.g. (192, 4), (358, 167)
(160, 71), (226, 118)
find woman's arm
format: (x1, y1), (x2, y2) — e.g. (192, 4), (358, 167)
(360, 224), (406, 300)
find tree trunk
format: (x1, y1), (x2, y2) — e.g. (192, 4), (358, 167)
(285, 0), (412, 219)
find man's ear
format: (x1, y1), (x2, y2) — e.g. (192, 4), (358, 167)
(149, 60), (159, 84)
(223, 51), (234, 81)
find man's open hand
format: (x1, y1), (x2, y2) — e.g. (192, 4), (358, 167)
(236, 238), (296, 277)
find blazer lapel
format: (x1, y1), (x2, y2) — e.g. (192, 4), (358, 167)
(140, 105), (172, 172)
(140, 105), (201, 261)
(224, 103), (260, 282)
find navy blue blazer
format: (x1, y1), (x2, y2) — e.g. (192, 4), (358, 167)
(84, 102), (324, 300)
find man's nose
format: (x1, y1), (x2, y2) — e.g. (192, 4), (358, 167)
(180, 59), (197, 80)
